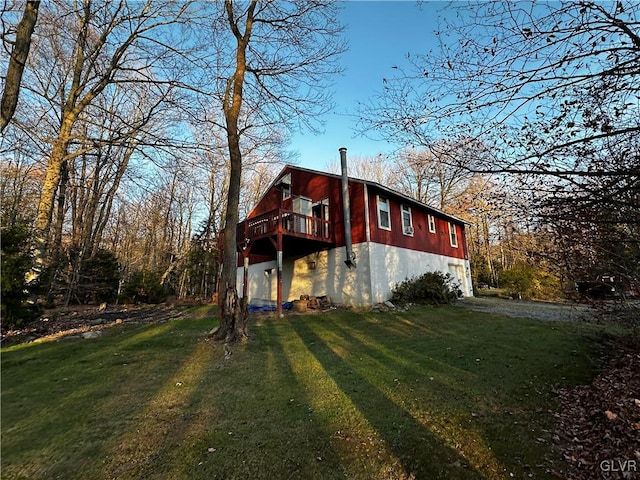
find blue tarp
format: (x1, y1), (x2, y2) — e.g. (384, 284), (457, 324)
(247, 300), (293, 312)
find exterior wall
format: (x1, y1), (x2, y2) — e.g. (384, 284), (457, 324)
(238, 241), (473, 306)
(238, 243), (373, 306)
(367, 185), (467, 260)
(367, 242), (473, 303)
(246, 167), (368, 247)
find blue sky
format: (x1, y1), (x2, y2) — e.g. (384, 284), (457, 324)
(289, 1), (448, 169)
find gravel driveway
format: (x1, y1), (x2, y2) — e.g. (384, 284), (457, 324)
(455, 296), (595, 322)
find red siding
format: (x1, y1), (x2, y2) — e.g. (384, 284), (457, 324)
(293, 169), (368, 246)
(247, 167), (367, 247)
(246, 167), (467, 260)
(368, 187), (466, 260)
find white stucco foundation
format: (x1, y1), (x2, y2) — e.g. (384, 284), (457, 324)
(366, 242), (473, 303)
(238, 241), (473, 306)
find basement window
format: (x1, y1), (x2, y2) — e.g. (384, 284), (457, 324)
(448, 222), (459, 248)
(401, 205), (414, 236)
(377, 196), (391, 230)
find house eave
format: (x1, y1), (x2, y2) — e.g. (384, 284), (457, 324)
(243, 164), (470, 226)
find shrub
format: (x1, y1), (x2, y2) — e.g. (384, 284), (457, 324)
(119, 270), (167, 304)
(56, 247), (121, 305)
(390, 271), (460, 306)
(499, 264), (561, 300)
(1, 221), (41, 329)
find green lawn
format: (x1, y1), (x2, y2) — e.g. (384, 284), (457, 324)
(1, 305), (600, 479)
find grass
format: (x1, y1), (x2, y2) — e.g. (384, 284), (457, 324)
(1, 305), (604, 479)
(475, 288), (511, 299)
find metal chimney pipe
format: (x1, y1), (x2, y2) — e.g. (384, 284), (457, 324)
(340, 147), (356, 268)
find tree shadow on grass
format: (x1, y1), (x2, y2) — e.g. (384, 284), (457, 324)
(1, 320), (217, 480)
(309, 309), (593, 479)
(227, 317), (350, 479)
(290, 317), (487, 479)
(103, 317), (352, 480)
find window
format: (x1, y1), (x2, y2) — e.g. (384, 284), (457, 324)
(279, 173), (291, 199)
(428, 214), (436, 233)
(282, 183), (291, 200)
(401, 205), (413, 236)
(448, 222), (458, 248)
(377, 196), (391, 230)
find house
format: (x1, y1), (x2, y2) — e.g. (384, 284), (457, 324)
(235, 149), (473, 312)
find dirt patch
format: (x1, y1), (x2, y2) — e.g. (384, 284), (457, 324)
(1, 304), (192, 346)
(455, 296), (596, 322)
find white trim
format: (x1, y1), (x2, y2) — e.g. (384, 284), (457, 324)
(448, 222), (459, 248)
(428, 214), (436, 233)
(376, 195), (391, 230)
(401, 205), (413, 236)
(363, 184), (371, 242)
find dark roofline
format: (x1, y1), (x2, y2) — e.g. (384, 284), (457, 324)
(273, 164), (470, 226)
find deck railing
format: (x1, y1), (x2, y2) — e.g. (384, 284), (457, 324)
(238, 208), (332, 243)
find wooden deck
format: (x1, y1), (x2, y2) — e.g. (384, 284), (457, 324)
(237, 208), (333, 244)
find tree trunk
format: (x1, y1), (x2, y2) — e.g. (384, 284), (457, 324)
(26, 134), (72, 284)
(213, 0), (257, 344)
(51, 160), (69, 260)
(0, 1), (39, 133)
(214, 127), (246, 342)
(215, 285), (248, 343)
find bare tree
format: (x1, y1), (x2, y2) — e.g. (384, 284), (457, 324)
(359, 0), (639, 294)
(206, 0), (345, 343)
(0, 151), (42, 225)
(59, 84), (167, 304)
(19, 1), (194, 284)
(361, 1), (639, 176)
(391, 139), (480, 210)
(1, 1), (39, 133)
(326, 154), (395, 185)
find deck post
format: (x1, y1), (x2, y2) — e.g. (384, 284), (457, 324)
(242, 255), (249, 299)
(276, 211), (283, 317)
(276, 249), (283, 316)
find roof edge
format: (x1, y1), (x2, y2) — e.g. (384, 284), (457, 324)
(278, 164), (471, 226)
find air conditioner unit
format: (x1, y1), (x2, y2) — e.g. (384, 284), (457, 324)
(405, 226), (414, 235)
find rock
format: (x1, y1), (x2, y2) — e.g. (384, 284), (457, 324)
(82, 331), (102, 339)
(57, 335), (81, 341)
(384, 300), (395, 309)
